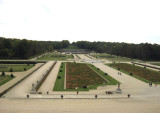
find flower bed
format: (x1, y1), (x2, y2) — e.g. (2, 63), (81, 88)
(111, 63), (160, 83)
(66, 63), (107, 89)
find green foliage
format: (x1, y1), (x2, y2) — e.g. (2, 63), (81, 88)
(58, 76), (61, 79)
(10, 68), (13, 72)
(0, 37), (70, 59)
(75, 41), (160, 61)
(2, 71), (5, 75)
(10, 73), (14, 78)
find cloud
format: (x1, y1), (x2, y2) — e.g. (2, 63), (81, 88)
(0, 0), (160, 44)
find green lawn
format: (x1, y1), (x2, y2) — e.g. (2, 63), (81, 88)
(150, 63), (160, 66)
(91, 53), (137, 62)
(37, 52), (73, 61)
(0, 64), (34, 72)
(88, 64), (120, 86)
(0, 75), (15, 86)
(53, 62), (120, 91)
(53, 62), (65, 91)
(108, 63), (160, 84)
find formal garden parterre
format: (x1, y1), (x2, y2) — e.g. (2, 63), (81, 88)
(53, 62), (119, 91)
(66, 63), (107, 89)
(109, 63), (160, 83)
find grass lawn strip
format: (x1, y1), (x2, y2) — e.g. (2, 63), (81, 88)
(38, 52), (73, 61)
(0, 75), (15, 86)
(0, 64), (34, 72)
(88, 64), (120, 85)
(108, 63), (160, 84)
(87, 64), (109, 83)
(53, 62), (65, 91)
(64, 63), (66, 89)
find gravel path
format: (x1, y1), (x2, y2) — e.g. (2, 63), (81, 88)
(0, 63), (43, 94)
(3, 62), (53, 98)
(1, 54), (160, 113)
(38, 61), (61, 93)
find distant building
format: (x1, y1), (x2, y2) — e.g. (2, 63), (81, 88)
(60, 49), (90, 54)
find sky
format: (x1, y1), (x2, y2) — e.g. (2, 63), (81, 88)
(0, 0), (160, 44)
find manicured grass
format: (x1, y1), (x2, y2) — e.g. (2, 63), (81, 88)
(0, 64), (34, 72)
(88, 64), (120, 85)
(53, 62), (65, 91)
(37, 52), (73, 61)
(108, 63), (160, 84)
(91, 53), (136, 62)
(53, 62), (120, 91)
(0, 75), (15, 86)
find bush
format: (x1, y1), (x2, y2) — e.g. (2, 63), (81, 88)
(27, 63), (30, 66)
(117, 68), (120, 70)
(104, 73), (108, 75)
(144, 66), (146, 68)
(109, 64), (111, 67)
(2, 71), (5, 75)
(58, 76), (61, 79)
(10, 73), (14, 78)
(60, 70), (62, 72)
(10, 68), (13, 72)
(61, 66), (63, 68)
(130, 73), (133, 75)
(97, 68), (99, 70)
(24, 68), (26, 71)
(83, 85), (87, 88)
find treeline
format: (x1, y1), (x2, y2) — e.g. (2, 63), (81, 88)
(0, 37), (69, 59)
(73, 41), (160, 61)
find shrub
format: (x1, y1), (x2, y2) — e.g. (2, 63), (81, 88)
(60, 70), (62, 72)
(24, 68), (26, 71)
(27, 63), (30, 66)
(83, 85), (87, 88)
(10, 68), (13, 72)
(10, 73), (14, 78)
(2, 71), (5, 75)
(130, 73), (133, 75)
(97, 68), (99, 70)
(144, 66), (146, 68)
(117, 68), (120, 70)
(58, 76), (61, 79)
(104, 73), (108, 75)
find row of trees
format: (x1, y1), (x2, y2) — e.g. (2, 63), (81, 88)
(0, 37), (69, 59)
(1, 37), (160, 61)
(73, 41), (160, 61)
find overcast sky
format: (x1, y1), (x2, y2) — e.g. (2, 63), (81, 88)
(0, 0), (160, 44)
